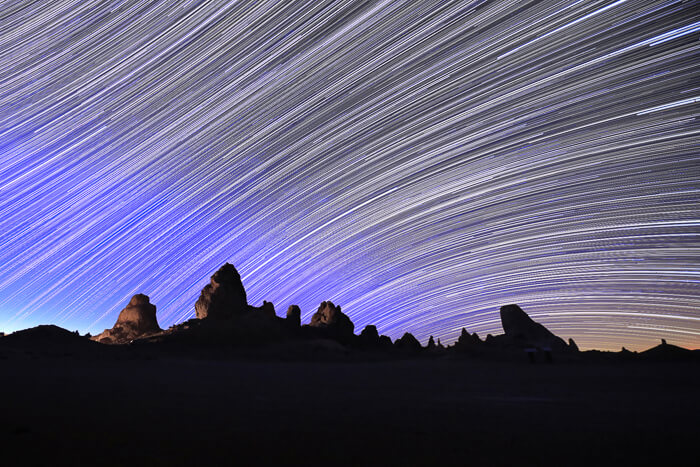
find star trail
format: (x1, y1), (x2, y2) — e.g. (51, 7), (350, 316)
(1, 0), (698, 350)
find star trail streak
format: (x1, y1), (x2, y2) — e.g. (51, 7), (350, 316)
(1, 0), (698, 350)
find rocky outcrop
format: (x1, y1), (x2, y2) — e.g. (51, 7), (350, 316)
(286, 305), (301, 328)
(195, 263), (248, 319)
(394, 332), (422, 351)
(499, 304), (568, 351)
(640, 339), (697, 361)
(308, 301), (354, 339)
(251, 300), (276, 318)
(455, 328), (482, 347)
(360, 324), (378, 340)
(93, 294), (161, 344)
(357, 324), (382, 348)
(568, 338), (579, 352)
(378, 335), (393, 347)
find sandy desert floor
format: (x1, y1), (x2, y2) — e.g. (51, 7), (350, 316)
(1, 355), (698, 466)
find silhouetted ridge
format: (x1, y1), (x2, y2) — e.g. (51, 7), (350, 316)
(640, 339), (696, 360)
(0, 325), (100, 353)
(12, 262), (689, 362)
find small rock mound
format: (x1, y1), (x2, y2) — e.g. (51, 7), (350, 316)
(195, 263), (248, 319)
(250, 300), (276, 318)
(93, 294), (162, 344)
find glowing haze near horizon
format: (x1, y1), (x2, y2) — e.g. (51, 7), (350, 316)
(1, 0), (699, 351)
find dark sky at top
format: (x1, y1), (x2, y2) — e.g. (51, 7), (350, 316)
(0, 0), (698, 350)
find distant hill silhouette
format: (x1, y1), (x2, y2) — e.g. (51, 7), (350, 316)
(0, 324), (103, 356)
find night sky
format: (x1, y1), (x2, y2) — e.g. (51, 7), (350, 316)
(1, 0), (698, 351)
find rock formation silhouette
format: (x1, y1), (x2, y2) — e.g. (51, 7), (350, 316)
(358, 324), (380, 346)
(394, 332), (422, 351)
(454, 328), (482, 351)
(307, 301), (355, 340)
(195, 263), (248, 319)
(286, 305), (301, 328)
(13, 262), (685, 363)
(498, 304), (569, 352)
(250, 300), (276, 318)
(378, 335), (393, 347)
(93, 294), (161, 344)
(640, 339), (695, 360)
(355, 324), (393, 349)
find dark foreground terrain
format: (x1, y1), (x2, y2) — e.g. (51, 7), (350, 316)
(1, 353), (698, 466)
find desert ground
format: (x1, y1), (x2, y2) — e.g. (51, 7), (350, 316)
(1, 351), (697, 466)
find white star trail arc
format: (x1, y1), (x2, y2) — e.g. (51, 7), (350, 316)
(0, 0), (698, 350)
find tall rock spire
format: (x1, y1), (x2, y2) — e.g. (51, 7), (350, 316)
(195, 263), (248, 319)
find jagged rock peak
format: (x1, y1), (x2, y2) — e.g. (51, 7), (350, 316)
(395, 332), (422, 351)
(309, 301), (355, 337)
(93, 294), (161, 344)
(456, 328), (481, 346)
(195, 263), (248, 319)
